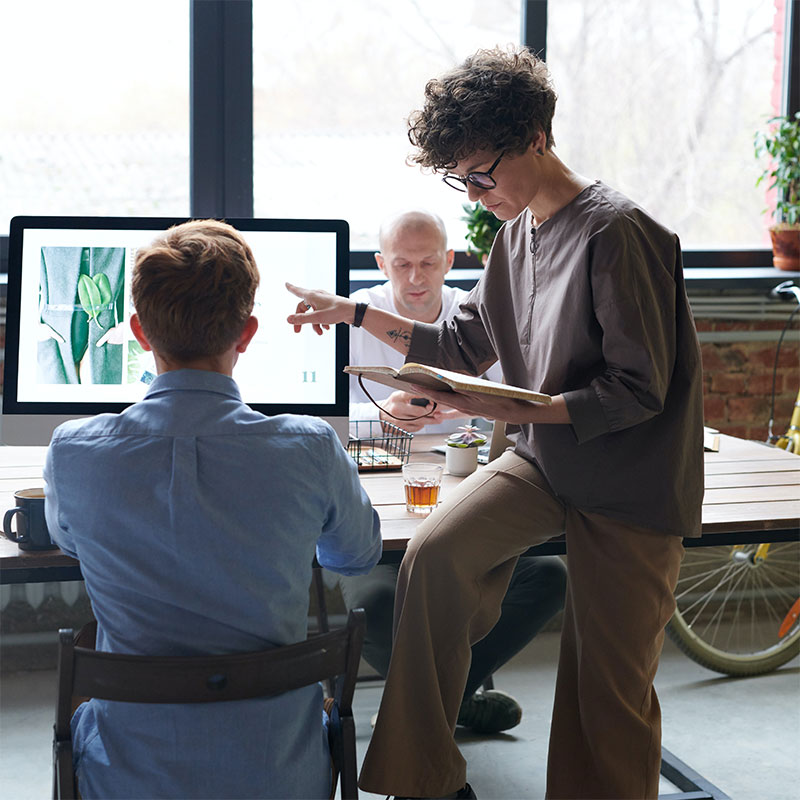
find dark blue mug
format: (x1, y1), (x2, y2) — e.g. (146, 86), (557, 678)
(3, 489), (56, 551)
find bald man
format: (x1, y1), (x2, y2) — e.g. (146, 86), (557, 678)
(343, 210), (567, 734)
(349, 210), (496, 432)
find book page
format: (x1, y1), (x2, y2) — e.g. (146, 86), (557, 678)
(399, 364), (551, 405)
(347, 364), (551, 405)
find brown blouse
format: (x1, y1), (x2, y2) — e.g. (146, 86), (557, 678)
(407, 182), (704, 537)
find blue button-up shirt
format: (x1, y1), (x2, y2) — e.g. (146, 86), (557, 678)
(44, 369), (381, 799)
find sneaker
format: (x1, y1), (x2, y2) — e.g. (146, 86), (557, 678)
(456, 689), (522, 734)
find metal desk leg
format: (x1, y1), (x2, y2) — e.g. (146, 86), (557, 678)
(659, 747), (732, 800)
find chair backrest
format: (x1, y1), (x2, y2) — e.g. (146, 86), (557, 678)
(54, 609), (366, 800)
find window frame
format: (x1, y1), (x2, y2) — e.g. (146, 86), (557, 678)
(348, 0), (800, 282)
(1, 0), (797, 283)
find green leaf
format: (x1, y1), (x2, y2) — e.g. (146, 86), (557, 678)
(77, 274), (101, 320)
(93, 273), (112, 307)
(460, 202), (504, 263)
(754, 112), (800, 224)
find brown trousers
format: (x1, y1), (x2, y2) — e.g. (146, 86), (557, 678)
(358, 451), (684, 799)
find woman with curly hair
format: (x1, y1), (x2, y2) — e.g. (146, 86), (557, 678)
(288, 46), (703, 800)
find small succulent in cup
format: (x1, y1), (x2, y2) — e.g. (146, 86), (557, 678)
(446, 424), (488, 448)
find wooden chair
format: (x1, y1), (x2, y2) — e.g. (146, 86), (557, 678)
(53, 609), (366, 800)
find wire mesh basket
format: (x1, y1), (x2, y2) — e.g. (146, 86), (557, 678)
(347, 419), (413, 471)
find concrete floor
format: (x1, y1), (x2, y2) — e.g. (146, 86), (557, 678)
(1, 631), (798, 799)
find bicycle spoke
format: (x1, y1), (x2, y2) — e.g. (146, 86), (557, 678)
(723, 573), (749, 652)
(678, 560), (744, 622)
(755, 569), (797, 630)
(669, 543), (800, 675)
(698, 565), (751, 646)
(675, 562), (737, 592)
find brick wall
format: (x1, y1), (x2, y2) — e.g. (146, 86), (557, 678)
(698, 318), (799, 441)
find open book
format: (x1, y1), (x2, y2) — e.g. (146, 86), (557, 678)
(345, 363), (552, 405)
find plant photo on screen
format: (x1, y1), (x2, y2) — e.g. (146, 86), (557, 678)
(38, 246), (125, 384)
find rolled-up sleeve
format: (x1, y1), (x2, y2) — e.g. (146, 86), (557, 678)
(407, 297), (498, 377)
(315, 429), (382, 575)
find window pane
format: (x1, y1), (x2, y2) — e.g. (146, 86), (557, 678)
(0, 0), (190, 232)
(547, 0), (783, 250)
(253, 0), (519, 250)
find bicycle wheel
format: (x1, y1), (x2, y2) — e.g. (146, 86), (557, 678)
(666, 542), (800, 676)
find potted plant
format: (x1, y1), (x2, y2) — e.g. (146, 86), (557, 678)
(754, 111), (800, 271)
(445, 424), (488, 476)
(462, 202), (504, 264)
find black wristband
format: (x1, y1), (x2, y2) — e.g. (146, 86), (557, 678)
(352, 301), (369, 328)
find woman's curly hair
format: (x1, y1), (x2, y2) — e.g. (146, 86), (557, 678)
(407, 46), (557, 172)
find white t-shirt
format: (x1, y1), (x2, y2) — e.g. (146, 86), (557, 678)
(349, 282), (502, 435)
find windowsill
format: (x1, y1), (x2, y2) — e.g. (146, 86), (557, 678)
(349, 266), (800, 292)
(1, 266), (797, 297)
(683, 267), (800, 290)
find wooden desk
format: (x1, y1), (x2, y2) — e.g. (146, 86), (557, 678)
(362, 432), (800, 555)
(2, 433), (798, 584)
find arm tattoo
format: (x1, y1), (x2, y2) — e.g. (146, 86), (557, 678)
(386, 328), (413, 351)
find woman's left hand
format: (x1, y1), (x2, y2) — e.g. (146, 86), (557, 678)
(409, 384), (571, 425)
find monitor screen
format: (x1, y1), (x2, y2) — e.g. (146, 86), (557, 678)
(2, 216), (350, 444)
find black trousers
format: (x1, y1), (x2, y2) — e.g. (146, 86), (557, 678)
(339, 554), (567, 699)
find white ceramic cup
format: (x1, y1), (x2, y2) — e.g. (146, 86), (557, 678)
(445, 445), (478, 477)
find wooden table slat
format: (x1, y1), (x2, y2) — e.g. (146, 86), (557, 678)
(702, 498), (800, 525)
(704, 438), (797, 461)
(702, 484), (800, 504)
(703, 459), (800, 475)
(703, 470), (800, 489)
(0, 467), (46, 480)
(361, 474), (462, 506)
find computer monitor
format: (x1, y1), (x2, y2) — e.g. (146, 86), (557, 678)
(2, 215), (350, 445)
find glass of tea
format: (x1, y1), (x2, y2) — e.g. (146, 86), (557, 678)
(402, 463), (444, 515)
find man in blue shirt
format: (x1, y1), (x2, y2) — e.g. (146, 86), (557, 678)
(44, 219), (382, 799)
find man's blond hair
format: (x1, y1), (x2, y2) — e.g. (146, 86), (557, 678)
(132, 219), (260, 361)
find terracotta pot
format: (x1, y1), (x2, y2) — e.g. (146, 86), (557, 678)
(769, 225), (800, 271)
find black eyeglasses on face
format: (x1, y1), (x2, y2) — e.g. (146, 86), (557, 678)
(441, 152), (505, 193)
